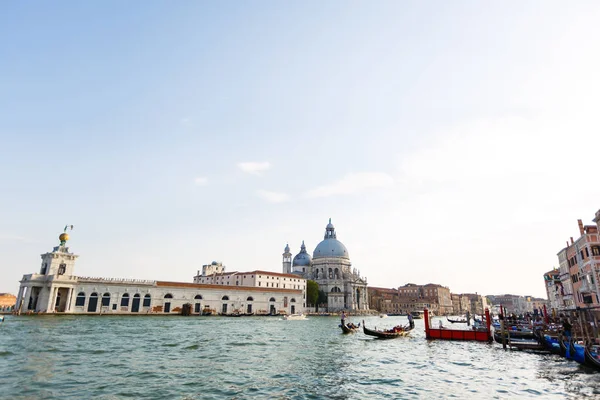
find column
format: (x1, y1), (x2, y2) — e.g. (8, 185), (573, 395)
(45, 287), (57, 313)
(65, 288), (73, 313)
(14, 286), (24, 312)
(20, 286), (30, 313)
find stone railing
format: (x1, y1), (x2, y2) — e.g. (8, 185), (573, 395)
(77, 276), (156, 285)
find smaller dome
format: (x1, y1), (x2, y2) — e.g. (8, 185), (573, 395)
(284, 243), (290, 252)
(293, 252), (312, 267)
(59, 233), (69, 242)
(211, 261), (218, 265)
(292, 241), (312, 267)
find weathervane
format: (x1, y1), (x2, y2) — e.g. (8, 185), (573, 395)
(59, 225), (74, 245)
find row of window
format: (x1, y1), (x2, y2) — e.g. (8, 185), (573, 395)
(568, 246), (600, 267)
(74, 292), (290, 307)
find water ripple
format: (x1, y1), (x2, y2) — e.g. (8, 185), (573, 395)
(0, 315), (599, 399)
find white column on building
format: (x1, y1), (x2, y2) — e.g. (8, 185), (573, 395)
(20, 286), (30, 312)
(46, 287), (58, 313)
(65, 288), (73, 312)
(15, 286), (24, 311)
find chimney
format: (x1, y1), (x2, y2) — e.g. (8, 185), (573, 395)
(578, 219), (584, 236)
(566, 241), (570, 247)
(570, 237), (574, 245)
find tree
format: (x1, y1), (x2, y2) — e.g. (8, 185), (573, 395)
(306, 280), (319, 307)
(317, 289), (328, 312)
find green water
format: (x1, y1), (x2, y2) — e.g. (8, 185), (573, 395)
(0, 315), (598, 399)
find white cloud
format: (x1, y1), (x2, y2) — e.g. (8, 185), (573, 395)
(237, 161), (271, 175)
(305, 172), (394, 198)
(194, 177), (208, 186)
(256, 190), (290, 203)
(0, 234), (27, 242)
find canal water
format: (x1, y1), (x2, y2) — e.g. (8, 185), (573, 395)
(0, 314), (598, 399)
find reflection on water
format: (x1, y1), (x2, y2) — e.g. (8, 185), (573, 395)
(0, 315), (598, 399)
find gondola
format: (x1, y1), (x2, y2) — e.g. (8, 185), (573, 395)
(542, 334), (564, 356)
(569, 340), (586, 364)
(558, 334), (568, 354)
(584, 345), (600, 371)
(446, 316), (468, 324)
(362, 320), (413, 339)
(340, 322), (360, 334)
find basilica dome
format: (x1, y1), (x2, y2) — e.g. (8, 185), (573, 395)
(312, 219), (349, 259)
(292, 241), (312, 266)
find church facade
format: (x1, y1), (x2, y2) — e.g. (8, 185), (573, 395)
(283, 219), (369, 312)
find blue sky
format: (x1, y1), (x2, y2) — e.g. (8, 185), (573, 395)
(2, 1), (600, 298)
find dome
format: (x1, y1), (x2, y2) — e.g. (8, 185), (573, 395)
(293, 252), (312, 266)
(313, 238), (349, 259)
(292, 241), (312, 267)
(313, 218), (349, 259)
(59, 233), (69, 242)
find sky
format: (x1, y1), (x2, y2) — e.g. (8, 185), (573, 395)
(1, 1), (600, 299)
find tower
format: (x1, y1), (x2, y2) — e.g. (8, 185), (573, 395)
(40, 227), (79, 277)
(282, 243), (292, 274)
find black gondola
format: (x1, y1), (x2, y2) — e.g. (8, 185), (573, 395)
(362, 320), (413, 339)
(340, 322), (360, 334)
(446, 316), (468, 324)
(558, 335), (568, 354)
(584, 346), (600, 371)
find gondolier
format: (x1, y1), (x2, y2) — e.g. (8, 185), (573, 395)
(408, 313), (414, 329)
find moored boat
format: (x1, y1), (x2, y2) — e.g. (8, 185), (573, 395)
(284, 313), (306, 320)
(584, 345), (600, 371)
(425, 308), (492, 342)
(446, 316), (468, 324)
(411, 311), (423, 319)
(362, 320), (412, 339)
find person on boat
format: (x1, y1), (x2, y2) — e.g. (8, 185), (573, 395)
(341, 311), (347, 326)
(408, 313), (414, 329)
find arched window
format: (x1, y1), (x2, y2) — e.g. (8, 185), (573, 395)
(328, 268), (333, 279)
(290, 298), (296, 303)
(164, 294), (173, 299)
(334, 268), (339, 279)
(101, 293), (110, 307)
(87, 293), (99, 312)
(269, 297), (276, 302)
(121, 293), (130, 307)
(246, 296), (254, 301)
(134, 293), (140, 298)
(222, 295), (229, 301)
(315, 270), (319, 279)
(331, 287), (341, 293)
(194, 295), (202, 300)
(75, 292), (85, 307)
(143, 294), (151, 307)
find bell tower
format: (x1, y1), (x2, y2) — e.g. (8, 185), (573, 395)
(282, 243), (292, 274)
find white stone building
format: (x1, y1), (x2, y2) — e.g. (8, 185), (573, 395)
(15, 231), (306, 316)
(283, 219), (368, 312)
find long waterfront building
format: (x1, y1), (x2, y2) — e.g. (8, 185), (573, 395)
(15, 231), (306, 316)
